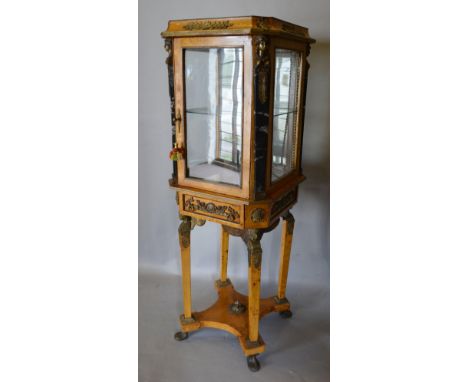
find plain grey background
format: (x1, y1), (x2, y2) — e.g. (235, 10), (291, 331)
(139, 0), (329, 380)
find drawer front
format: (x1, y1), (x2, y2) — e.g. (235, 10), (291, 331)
(182, 194), (242, 225)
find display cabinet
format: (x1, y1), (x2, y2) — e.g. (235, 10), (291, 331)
(162, 16), (315, 371)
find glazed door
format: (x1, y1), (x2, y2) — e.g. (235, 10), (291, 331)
(266, 38), (307, 191)
(173, 36), (252, 198)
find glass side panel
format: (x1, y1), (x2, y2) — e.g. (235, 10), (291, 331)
(184, 48), (243, 187)
(271, 49), (301, 182)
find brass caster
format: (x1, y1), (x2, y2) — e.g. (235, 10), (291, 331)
(174, 331), (189, 341)
(246, 354), (261, 372)
(279, 310), (293, 319)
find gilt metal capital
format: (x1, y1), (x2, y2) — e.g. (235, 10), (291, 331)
(178, 215), (192, 248)
(243, 229), (263, 269)
(164, 38), (173, 65)
(282, 211), (295, 235)
(254, 36), (270, 105)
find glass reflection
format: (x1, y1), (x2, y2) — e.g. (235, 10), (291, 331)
(184, 48), (243, 186)
(271, 49), (301, 182)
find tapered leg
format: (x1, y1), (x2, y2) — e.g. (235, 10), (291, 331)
(220, 227), (229, 282)
(178, 215), (193, 320)
(277, 211), (295, 300)
(246, 230), (262, 343)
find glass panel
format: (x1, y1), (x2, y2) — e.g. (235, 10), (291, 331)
(184, 47), (243, 186)
(271, 49), (301, 182)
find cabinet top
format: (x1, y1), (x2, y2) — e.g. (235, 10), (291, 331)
(161, 16), (315, 43)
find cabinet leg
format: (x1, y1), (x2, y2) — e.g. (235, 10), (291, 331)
(220, 227), (229, 282)
(246, 230), (262, 343)
(277, 211), (295, 300)
(178, 215), (193, 320)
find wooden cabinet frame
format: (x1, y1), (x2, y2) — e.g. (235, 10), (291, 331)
(173, 35), (310, 201)
(162, 16), (316, 372)
(173, 36), (253, 199)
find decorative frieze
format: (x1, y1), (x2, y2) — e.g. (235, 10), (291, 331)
(184, 196), (240, 223)
(271, 190), (296, 217)
(183, 20), (233, 31)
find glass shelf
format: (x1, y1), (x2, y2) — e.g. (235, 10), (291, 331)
(186, 107), (242, 116)
(273, 107), (298, 117)
(186, 107), (213, 115)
